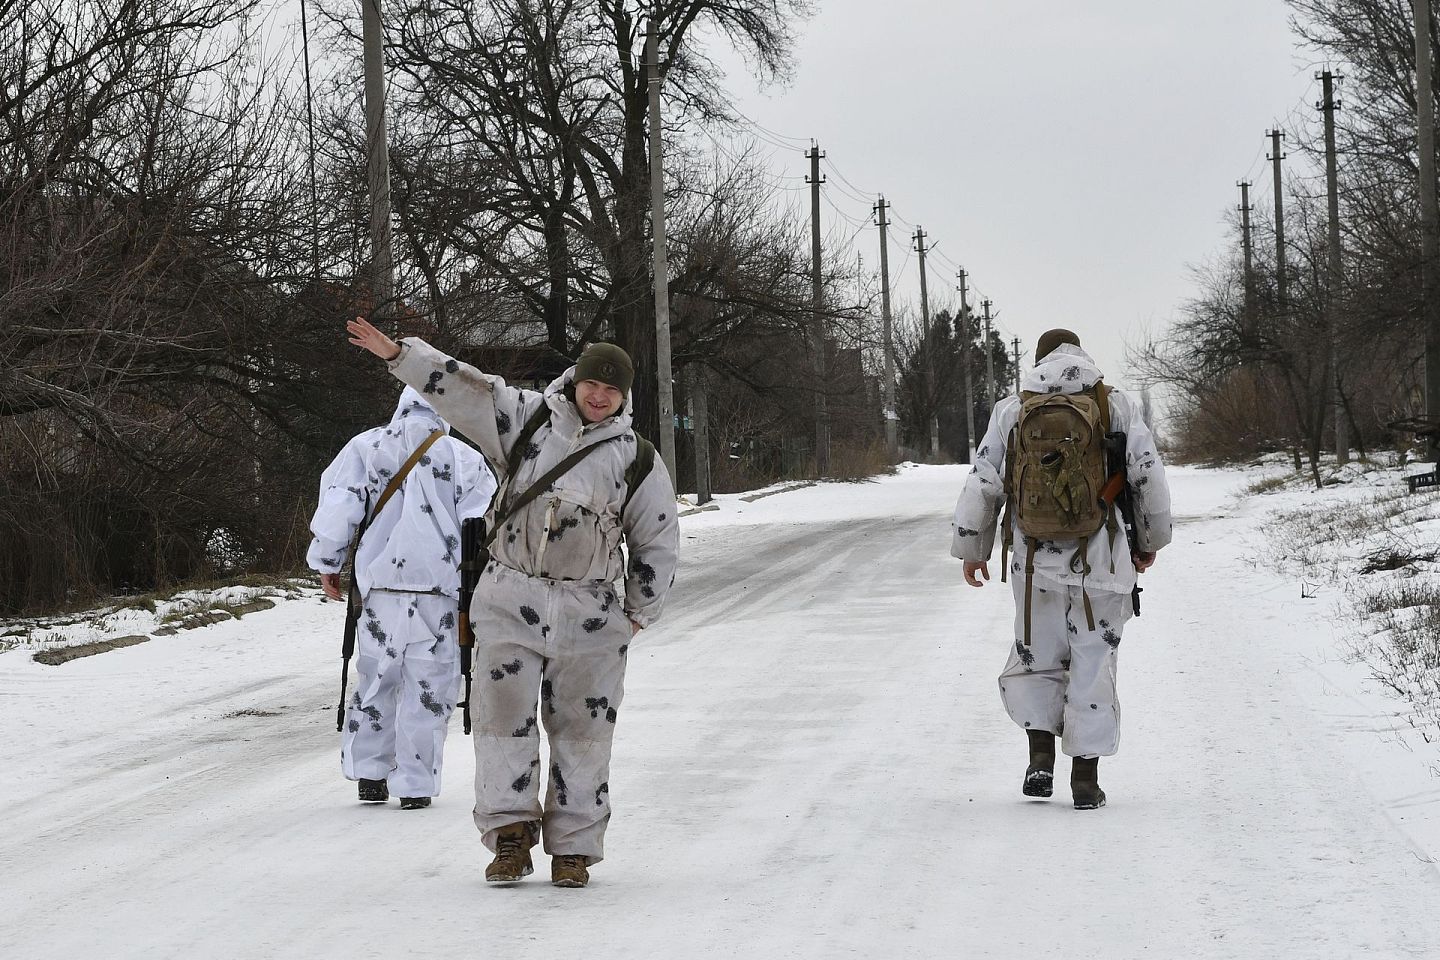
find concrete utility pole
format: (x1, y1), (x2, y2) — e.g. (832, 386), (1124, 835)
(914, 227), (938, 456)
(807, 143), (830, 476)
(1012, 336), (1023, 395)
(689, 366), (711, 504)
(875, 196), (897, 457)
(1320, 68), (1348, 465)
(1416, 0), (1440, 456)
(647, 15), (677, 481)
(1268, 129), (1289, 316)
(1238, 180), (1256, 342)
(982, 299), (996, 407)
(362, 0), (395, 328)
(957, 270), (976, 462)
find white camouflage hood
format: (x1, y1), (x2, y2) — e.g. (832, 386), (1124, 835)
(1021, 343), (1105, 396)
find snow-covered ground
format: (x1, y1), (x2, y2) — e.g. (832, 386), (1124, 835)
(3, 463), (1440, 959)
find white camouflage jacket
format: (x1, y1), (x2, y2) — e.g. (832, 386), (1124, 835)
(387, 338), (680, 628)
(950, 344), (1173, 595)
(307, 388), (498, 599)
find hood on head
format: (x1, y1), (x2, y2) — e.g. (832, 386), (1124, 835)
(1020, 342), (1104, 396)
(391, 385), (448, 432)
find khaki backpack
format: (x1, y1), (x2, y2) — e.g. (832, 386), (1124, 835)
(1001, 382), (1120, 645)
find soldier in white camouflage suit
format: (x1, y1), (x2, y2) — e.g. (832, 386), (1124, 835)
(348, 317), (679, 888)
(951, 329), (1172, 810)
(308, 387), (497, 810)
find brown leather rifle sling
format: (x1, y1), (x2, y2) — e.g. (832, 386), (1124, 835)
(335, 428), (446, 732)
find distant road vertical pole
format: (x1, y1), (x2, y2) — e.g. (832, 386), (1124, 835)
(958, 269), (975, 461)
(914, 227), (937, 457)
(807, 143), (830, 476)
(1238, 180), (1255, 344)
(362, 0), (395, 329)
(300, 0), (320, 278)
(1416, 0), (1440, 457)
(1319, 69), (1348, 464)
(690, 366), (711, 504)
(647, 14), (677, 481)
(875, 197), (897, 458)
(983, 299), (996, 408)
(1268, 129), (1288, 317)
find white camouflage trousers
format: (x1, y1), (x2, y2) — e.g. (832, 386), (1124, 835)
(469, 561), (631, 865)
(341, 591), (461, 798)
(998, 578), (1133, 758)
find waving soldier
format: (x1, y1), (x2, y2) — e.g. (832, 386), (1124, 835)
(347, 316), (679, 888)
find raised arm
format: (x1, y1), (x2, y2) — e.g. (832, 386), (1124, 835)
(347, 317), (542, 472)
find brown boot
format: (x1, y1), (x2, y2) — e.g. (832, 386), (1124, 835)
(1023, 730), (1056, 798)
(485, 822), (535, 882)
(1071, 756), (1107, 810)
(550, 854), (589, 888)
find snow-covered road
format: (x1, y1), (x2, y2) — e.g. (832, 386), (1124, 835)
(4, 465), (1440, 959)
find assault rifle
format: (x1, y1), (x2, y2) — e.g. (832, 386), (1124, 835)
(337, 495), (371, 732)
(456, 516), (486, 735)
(1100, 431), (1143, 617)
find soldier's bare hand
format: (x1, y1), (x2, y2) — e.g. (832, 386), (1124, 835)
(1133, 551), (1157, 573)
(347, 316), (401, 361)
(320, 573), (344, 601)
(963, 561), (990, 588)
(629, 619), (642, 637)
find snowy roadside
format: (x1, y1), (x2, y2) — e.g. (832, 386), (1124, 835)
(1193, 454), (1440, 863)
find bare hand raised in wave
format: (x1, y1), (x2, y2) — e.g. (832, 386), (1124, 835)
(347, 316), (402, 361)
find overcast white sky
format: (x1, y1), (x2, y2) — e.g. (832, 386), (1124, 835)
(706, 0), (1321, 391)
(267, 1), (1322, 397)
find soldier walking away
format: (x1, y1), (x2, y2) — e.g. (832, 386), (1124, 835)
(308, 387), (497, 810)
(347, 316), (680, 888)
(951, 329), (1172, 809)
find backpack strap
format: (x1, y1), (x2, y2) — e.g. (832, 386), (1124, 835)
(1022, 535), (1037, 646)
(506, 403), (552, 479)
(622, 437), (656, 514)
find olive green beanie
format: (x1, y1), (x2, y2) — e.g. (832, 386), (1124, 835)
(574, 342), (634, 393)
(1035, 328), (1081, 362)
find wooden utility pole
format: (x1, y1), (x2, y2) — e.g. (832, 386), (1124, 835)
(1238, 180), (1255, 342)
(875, 196), (897, 457)
(914, 227), (938, 456)
(362, 0), (395, 327)
(1416, 0), (1440, 457)
(1268, 129), (1288, 315)
(647, 15), (677, 481)
(1320, 69), (1348, 464)
(957, 269), (976, 461)
(300, 0), (320, 277)
(982, 299), (996, 407)
(1012, 336), (1022, 395)
(807, 143), (830, 476)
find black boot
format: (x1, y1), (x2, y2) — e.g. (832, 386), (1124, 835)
(1023, 730), (1056, 798)
(399, 796), (431, 810)
(358, 778), (389, 803)
(1071, 757), (1106, 810)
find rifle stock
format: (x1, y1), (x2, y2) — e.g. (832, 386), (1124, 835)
(1104, 431), (1143, 617)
